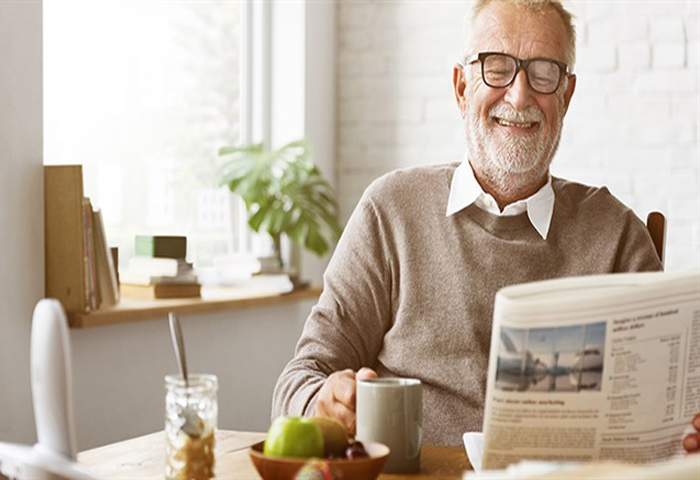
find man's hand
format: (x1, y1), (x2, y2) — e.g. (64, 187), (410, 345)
(313, 367), (377, 434)
(683, 413), (700, 453)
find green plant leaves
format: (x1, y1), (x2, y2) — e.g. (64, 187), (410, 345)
(217, 139), (343, 257)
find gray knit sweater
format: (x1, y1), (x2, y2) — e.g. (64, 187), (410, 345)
(272, 163), (662, 446)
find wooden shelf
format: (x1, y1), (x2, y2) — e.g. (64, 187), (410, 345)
(69, 286), (322, 329)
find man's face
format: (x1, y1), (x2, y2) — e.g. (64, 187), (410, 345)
(454, 2), (576, 191)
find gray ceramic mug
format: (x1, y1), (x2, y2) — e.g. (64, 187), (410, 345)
(356, 378), (422, 474)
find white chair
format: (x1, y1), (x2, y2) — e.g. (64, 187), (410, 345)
(0, 300), (99, 480)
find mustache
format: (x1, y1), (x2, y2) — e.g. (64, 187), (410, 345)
(488, 103), (544, 123)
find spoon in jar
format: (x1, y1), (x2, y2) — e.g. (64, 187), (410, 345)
(168, 311), (204, 438)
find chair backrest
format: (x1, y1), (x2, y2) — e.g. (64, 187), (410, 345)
(646, 211), (666, 266)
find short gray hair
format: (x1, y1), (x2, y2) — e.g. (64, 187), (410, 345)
(466, 0), (577, 70)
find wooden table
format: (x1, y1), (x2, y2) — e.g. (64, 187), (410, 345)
(78, 430), (471, 479)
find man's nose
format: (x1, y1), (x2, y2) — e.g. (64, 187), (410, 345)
(503, 69), (535, 110)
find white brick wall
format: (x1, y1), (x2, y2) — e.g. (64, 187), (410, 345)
(336, 0), (700, 272)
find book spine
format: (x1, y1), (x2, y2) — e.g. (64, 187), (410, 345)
(93, 209), (120, 306)
(44, 165), (89, 313)
(82, 198), (98, 310)
(119, 283), (201, 300)
(135, 235), (187, 259)
(127, 257), (180, 277)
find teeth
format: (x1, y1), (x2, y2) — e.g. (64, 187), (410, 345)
(496, 118), (533, 128)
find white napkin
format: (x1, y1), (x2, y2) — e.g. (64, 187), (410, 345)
(462, 432), (579, 479)
(462, 432), (484, 473)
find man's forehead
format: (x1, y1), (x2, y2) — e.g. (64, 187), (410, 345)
(471, 2), (568, 61)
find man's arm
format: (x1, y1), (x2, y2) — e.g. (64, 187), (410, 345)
(271, 188), (394, 431)
(613, 209), (663, 273)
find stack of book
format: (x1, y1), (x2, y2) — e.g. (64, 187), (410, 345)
(195, 254), (296, 293)
(83, 200), (120, 309)
(45, 165), (120, 315)
(120, 236), (201, 299)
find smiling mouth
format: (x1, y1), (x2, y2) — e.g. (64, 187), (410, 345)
(493, 117), (538, 129)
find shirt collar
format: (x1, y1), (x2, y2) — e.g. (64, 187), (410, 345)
(446, 157), (555, 240)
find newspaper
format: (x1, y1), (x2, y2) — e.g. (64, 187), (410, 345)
(479, 270), (700, 471)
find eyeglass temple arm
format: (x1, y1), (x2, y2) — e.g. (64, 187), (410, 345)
(466, 53), (480, 64)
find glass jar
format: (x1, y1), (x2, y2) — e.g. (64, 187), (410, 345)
(165, 374), (218, 480)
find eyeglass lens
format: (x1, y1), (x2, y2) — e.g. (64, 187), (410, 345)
(482, 54), (561, 94)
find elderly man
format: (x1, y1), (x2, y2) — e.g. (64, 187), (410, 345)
(272, 0), (665, 446)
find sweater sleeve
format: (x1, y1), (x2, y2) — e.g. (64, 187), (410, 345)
(613, 209), (664, 273)
(271, 191), (394, 419)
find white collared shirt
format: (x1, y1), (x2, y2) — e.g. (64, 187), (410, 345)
(445, 158), (555, 239)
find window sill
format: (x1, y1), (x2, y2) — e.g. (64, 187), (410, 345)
(68, 285), (322, 329)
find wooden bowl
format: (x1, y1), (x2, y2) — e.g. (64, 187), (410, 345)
(249, 440), (390, 480)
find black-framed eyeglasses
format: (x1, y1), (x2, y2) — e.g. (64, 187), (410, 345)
(466, 52), (570, 95)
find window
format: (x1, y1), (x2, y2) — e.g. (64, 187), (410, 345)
(44, 0), (247, 267)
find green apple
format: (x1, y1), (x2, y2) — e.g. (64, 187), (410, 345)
(263, 416), (324, 458)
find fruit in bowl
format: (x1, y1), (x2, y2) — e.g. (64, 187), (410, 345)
(295, 459), (343, 480)
(249, 416), (390, 480)
(264, 416), (325, 458)
(309, 416), (350, 458)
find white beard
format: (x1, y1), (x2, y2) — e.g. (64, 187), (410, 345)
(465, 93), (566, 195)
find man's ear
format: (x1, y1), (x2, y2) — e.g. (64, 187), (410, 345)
(562, 74), (576, 115)
(453, 63), (468, 118)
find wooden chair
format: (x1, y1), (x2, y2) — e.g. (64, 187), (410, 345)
(646, 211), (666, 266)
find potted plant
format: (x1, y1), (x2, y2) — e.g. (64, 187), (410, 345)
(217, 139), (343, 273)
